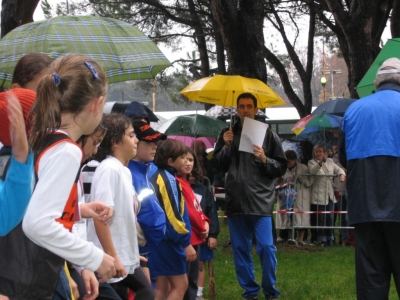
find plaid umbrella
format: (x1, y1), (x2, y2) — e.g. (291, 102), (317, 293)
(0, 16), (170, 87)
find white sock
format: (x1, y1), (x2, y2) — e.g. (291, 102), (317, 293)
(197, 287), (204, 296)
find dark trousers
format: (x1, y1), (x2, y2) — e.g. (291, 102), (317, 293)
(310, 200), (334, 242)
(355, 222), (400, 300)
(110, 267), (154, 300)
(183, 244), (200, 300)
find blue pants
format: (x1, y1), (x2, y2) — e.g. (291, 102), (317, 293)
(228, 215), (280, 298)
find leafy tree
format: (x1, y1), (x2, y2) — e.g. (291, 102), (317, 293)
(309, 0), (400, 98)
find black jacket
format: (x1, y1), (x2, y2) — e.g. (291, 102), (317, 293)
(213, 120), (287, 216)
(191, 181), (220, 238)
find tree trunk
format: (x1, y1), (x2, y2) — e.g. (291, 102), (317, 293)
(210, 0), (266, 81)
(1, 0), (39, 38)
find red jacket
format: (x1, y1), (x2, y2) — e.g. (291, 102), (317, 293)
(176, 177), (209, 246)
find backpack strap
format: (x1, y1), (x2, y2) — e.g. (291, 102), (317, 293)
(34, 132), (82, 231)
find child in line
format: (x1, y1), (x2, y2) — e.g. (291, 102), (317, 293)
(149, 139), (197, 300)
(188, 153), (220, 300)
(1, 54), (116, 298)
(127, 121), (167, 283)
(176, 147), (209, 300)
(87, 113), (154, 300)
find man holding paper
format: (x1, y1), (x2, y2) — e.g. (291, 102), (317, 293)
(213, 93), (287, 300)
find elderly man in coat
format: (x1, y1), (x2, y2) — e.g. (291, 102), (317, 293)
(213, 92), (287, 300)
(339, 57), (400, 300)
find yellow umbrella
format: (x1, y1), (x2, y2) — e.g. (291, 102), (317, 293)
(180, 75), (286, 108)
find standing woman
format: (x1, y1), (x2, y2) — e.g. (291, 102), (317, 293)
(308, 145), (345, 247)
(1, 54), (116, 298)
(282, 150), (313, 245)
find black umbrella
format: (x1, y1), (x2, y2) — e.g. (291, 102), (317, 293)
(311, 98), (357, 117)
(104, 101), (159, 122)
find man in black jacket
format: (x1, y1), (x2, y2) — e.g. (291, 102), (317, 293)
(213, 93), (287, 300)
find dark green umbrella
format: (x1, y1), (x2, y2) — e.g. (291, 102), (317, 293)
(158, 114), (228, 138)
(0, 15), (170, 87)
(356, 38), (400, 98)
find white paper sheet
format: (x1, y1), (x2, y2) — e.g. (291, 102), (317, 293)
(238, 117), (268, 153)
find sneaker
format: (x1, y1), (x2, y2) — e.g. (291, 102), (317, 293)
(245, 295), (258, 300)
(276, 237), (284, 243)
(265, 294), (279, 300)
(298, 240), (308, 246)
(196, 296), (204, 300)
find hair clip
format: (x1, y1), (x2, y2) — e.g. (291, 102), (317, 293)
(84, 61), (99, 79)
(53, 73), (60, 86)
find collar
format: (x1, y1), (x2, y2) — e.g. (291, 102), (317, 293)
(377, 83), (400, 93)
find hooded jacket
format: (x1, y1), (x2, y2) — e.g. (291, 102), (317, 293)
(339, 84), (400, 225)
(213, 119), (287, 216)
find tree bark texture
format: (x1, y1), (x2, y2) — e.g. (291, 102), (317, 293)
(1, 0), (39, 38)
(210, 0), (267, 81)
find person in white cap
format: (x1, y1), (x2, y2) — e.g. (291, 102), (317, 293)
(339, 57), (400, 299)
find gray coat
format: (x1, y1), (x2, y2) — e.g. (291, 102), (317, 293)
(213, 120), (287, 216)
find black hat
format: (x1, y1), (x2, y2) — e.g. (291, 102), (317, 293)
(133, 121), (167, 143)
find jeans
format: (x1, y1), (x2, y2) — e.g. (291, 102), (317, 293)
(228, 215), (280, 298)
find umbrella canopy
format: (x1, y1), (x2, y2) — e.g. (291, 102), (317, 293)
(158, 114), (228, 138)
(356, 38), (400, 98)
(290, 131), (337, 150)
(180, 75), (286, 109)
(167, 136), (215, 148)
(103, 101), (159, 122)
(311, 98), (357, 117)
(0, 15), (170, 87)
(291, 113), (342, 135)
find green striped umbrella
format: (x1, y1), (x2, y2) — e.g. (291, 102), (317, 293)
(0, 15), (170, 87)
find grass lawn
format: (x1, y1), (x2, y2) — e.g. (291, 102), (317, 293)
(200, 218), (399, 300)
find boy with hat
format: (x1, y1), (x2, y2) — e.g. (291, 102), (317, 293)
(128, 121), (167, 253)
(127, 121), (167, 284)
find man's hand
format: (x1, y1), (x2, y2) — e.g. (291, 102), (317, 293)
(184, 245), (197, 261)
(81, 269), (99, 300)
(96, 253), (116, 283)
(253, 144), (267, 164)
(81, 202), (113, 224)
(208, 237), (218, 249)
(0, 295), (9, 300)
(339, 174), (346, 182)
(223, 128), (233, 150)
(7, 91), (28, 163)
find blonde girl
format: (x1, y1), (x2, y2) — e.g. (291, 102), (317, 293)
(7, 55), (115, 297)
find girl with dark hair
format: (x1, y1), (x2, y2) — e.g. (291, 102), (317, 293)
(177, 147), (209, 300)
(11, 52), (53, 91)
(149, 139), (196, 300)
(87, 113), (154, 300)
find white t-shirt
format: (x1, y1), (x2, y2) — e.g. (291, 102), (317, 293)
(87, 156), (139, 283)
(22, 141), (104, 272)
